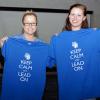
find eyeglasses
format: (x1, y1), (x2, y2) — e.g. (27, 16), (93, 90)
(24, 23), (37, 26)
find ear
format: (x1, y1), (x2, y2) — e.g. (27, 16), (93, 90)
(83, 16), (86, 21)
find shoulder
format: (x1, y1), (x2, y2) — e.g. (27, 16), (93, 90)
(51, 31), (68, 38)
(51, 31), (71, 41)
(89, 28), (100, 33)
(87, 28), (99, 32)
(9, 34), (24, 39)
(35, 38), (49, 46)
(87, 28), (100, 39)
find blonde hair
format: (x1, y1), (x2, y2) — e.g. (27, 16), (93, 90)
(22, 10), (38, 25)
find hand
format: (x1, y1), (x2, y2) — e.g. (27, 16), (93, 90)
(0, 36), (8, 47)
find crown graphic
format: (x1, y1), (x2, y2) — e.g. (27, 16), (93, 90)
(72, 41), (78, 48)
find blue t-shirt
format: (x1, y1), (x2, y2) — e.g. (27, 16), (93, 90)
(1, 36), (52, 100)
(50, 28), (100, 100)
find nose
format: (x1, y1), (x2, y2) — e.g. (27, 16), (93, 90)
(73, 15), (77, 20)
(29, 23), (33, 26)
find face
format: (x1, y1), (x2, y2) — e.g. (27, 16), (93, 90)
(23, 15), (37, 35)
(69, 7), (86, 30)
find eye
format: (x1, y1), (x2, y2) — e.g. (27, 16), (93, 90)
(78, 14), (81, 17)
(24, 23), (37, 26)
(70, 13), (75, 16)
